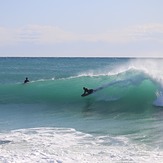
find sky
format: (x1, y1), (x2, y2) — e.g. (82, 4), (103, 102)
(0, 0), (163, 57)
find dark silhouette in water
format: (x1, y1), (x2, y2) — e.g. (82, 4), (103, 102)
(81, 87), (94, 97)
(24, 77), (30, 84)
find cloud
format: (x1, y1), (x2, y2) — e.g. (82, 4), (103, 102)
(0, 24), (163, 46)
(0, 27), (17, 45)
(17, 25), (78, 43)
(125, 24), (163, 43)
(95, 24), (163, 43)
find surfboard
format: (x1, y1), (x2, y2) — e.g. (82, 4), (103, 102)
(81, 89), (94, 97)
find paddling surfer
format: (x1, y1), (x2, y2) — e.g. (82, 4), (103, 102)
(24, 77), (30, 84)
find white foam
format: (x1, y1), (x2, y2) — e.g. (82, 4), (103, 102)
(114, 59), (163, 87)
(78, 59), (163, 85)
(0, 127), (163, 163)
(153, 90), (163, 107)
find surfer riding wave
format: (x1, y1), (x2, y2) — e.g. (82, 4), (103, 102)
(81, 87), (94, 97)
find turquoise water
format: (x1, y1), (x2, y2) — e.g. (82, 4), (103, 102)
(0, 57), (163, 162)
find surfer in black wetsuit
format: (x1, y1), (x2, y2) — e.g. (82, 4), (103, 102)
(24, 77), (30, 84)
(83, 87), (93, 95)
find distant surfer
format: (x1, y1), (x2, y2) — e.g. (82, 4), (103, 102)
(24, 77), (30, 84)
(81, 87), (94, 97)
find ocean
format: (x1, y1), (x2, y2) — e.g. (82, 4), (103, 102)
(0, 57), (163, 162)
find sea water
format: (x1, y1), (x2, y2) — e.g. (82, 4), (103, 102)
(0, 57), (163, 162)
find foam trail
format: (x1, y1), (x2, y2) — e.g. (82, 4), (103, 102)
(94, 74), (146, 92)
(94, 80), (121, 92)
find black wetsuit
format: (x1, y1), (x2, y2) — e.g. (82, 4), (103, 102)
(83, 87), (93, 94)
(24, 78), (29, 84)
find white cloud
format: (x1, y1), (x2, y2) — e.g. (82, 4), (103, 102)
(0, 24), (163, 46)
(94, 24), (163, 43)
(17, 25), (78, 43)
(126, 24), (163, 43)
(0, 27), (18, 45)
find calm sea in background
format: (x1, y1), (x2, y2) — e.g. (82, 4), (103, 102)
(0, 57), (163, 162)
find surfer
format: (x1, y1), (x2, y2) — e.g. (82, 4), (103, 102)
(24, 77), (30, 84)
(83, 87), (93, 95)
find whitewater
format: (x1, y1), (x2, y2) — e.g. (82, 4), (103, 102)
(0, 57), (163, 162)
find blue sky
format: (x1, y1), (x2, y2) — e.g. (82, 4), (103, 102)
(0, 0), (163, 57)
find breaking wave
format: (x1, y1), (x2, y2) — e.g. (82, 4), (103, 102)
(1, 60), (163, 111)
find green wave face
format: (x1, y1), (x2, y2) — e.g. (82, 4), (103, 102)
(0, 69), (158, 113)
